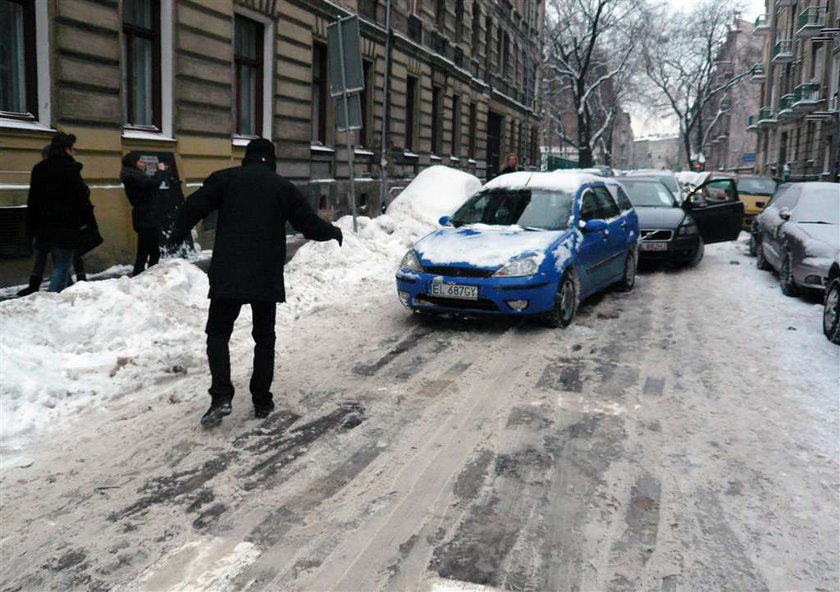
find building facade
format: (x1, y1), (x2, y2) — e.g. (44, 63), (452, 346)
(748, 0), (840, 181)
(0, 0), (544, 285)
(704, 18), (764, 173)
(630, 135), (685, 171)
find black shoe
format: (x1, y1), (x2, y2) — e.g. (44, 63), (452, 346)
(254, 401), (275, 419)
(17, 275), (42, 297)
(200, 402), (232, 427)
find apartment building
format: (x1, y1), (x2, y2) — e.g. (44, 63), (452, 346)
(704, 18), (763, 172)
(748, 0), (840, 181)
(0, 0), (544, 284)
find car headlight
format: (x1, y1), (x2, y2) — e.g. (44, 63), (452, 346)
(678, 221), (698, 236)
(493, 256), (540, 277)
(400, 249), (423, 272)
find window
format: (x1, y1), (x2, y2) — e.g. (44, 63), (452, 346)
(431, 86), (443, 155)
(450, 94), (461, 156)
(0, 0), (37, 120)
(484, 16), (492, 62)
(234, 14), (263, 137)
(471, 4), (481, 55)
(468, 102), (477, 159)
(406, 75), (418, 150)
(359, 59), (373, 147)
(455, 0), (464, 43)
(436, 0), (445, 28)
(312, 42), (329, 144)
(593, 186), (620, 218)
(609, 185), (633, 212)
(359, 0), (377, 21)
(580, 191), (599, 221)
(122, 0), (161, 129)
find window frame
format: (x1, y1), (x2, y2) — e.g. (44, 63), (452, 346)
(431, 85), (443, 156)
(0, 0), (39, 122)
(405, 75), (419, 151)
(233, 13), (264, 138)
(122, 0), (162, 131)
(312, 41), (330, 145)
(450, 93), (461, 157)
(468, 102), (477, 159)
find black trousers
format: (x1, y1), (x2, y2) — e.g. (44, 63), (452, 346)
(31, 248), (85, 278)
(205, 298), (277, 407)
(133, 228), (160, 276)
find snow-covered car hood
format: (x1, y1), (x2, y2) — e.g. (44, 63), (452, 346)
(795, 223), (840, 254)
(414, 225), (568, 269)
(634, 207), (686, 229)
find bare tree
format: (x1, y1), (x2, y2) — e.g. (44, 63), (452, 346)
(641, 0), (750, 170)
(542, 0), (643, 168)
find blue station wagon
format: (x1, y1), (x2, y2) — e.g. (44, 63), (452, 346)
(395, 172), (640, 327)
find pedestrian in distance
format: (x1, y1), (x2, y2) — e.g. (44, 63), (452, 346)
(18, 144), (87, 297)
(25, 133), (96, 293)
(121, 152), (168, 276)
(171, 138), (344, 427)
(499, 153), (521, 176)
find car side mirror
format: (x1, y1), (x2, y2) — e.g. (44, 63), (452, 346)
(779, 208), (791, 221)
(438, 215), (451, 226)
(581, 219), (608, 232)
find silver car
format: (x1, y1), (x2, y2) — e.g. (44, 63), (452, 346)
(754, 182), (840, 296)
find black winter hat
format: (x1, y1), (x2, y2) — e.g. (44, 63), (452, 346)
(245, 138), (276, 159)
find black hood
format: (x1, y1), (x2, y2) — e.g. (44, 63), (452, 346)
(634, 207), (686, 229)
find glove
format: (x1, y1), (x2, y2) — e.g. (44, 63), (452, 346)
(334, 226), (343, 247)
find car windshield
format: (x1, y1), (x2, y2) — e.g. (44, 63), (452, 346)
(450, 188), (574, 231)
(738, 177), (776, 195)
(618, 180), (677, 208)
(791, 189), (840, 225)
(629, 171), (679, 194)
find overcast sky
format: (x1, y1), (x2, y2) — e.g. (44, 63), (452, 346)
(629, 0), (766, 138)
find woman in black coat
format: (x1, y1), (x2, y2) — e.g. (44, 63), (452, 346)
(120, 153), (167, 275)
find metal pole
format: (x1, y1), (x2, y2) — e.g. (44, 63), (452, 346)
(336, 17), (358, 232)
(378, 0), (393, 215)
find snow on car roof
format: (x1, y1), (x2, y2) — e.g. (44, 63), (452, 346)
(483, 171), (602, 193)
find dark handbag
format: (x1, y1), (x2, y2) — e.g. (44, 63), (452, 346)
(78, 219), (103, 254)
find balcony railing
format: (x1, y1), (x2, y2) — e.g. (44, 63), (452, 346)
(793, 83), (822, 111)
(757, 106), (777, 125)
(797, 6), (826, 37)
(747, 115), (758, 130)
(778, 90), (801, 118)
(772, 40), (794, 63)
(777, 0), (796, 6)
(753, 14), (770, 32)
(750, 62), (766, 82)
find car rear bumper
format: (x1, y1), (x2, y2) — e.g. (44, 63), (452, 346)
(395, 271), (558, 316)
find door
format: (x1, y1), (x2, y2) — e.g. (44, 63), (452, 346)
(684, 178), (744, 244)
(592, 186), (629, 281)
(486, 112), (502, 180)
(762, 184), (801, 269)
(576, 189), (613, 293)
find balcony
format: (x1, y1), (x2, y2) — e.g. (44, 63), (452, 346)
(747, 115), (758, 131)
(757, 106), (777, 126)
(793, 83), (823, 111)
(754, 14), (771, 33)
(750, 62), (766, 82)
(778, 90), (800, 119)
(777, 0), (796, 6)
(797, 6), (826, 37)
(772, 39), (794, 63)
(407, 14), (423, 44)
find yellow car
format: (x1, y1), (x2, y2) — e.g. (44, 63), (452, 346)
(735, 176), (777, 231)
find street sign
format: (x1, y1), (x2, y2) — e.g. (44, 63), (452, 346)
(336, 93), (362, 132)
(327, 17), (364, 97)
(742, 152), (756, 163)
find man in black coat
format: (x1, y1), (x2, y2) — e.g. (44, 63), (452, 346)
(26, 133), (95, 293)
(172, 138), (343, 427)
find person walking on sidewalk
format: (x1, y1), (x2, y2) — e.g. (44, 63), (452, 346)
(18, 144), (87, 297)
(172, 138), (343, 427)
(120, 153), (168, 276)
(25, 133), (96, 293)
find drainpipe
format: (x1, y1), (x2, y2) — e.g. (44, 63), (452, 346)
(378, 0), (393, 213)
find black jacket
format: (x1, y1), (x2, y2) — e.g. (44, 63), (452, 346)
(121, 167), (165, 231)
(173, 161), (340, 302)
(26, 155), (94, 249)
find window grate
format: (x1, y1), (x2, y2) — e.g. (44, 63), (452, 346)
(0, 206), (34, 258)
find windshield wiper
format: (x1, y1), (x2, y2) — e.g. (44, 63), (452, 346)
(799, 221), (833, 225)
(521, 226), (544, 231)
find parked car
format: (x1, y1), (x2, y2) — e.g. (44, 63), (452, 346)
(395, 172), (640, 328)
(736, 175), (777, 231)
(824, 254), (840, 344)
(748, 183), (791, 256)
(611, 176), (743, 266)
(627, 169), (683, 201)
(754, 182), (840, 296)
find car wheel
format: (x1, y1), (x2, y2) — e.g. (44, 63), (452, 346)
(544, 270), (578, 329)
(748, 232), (757, 256)
(756, 238), (771, 271)
(824, 278), (840, 344)
(685, 237), (705, 267)
(618, 251), (636, 291)
(780, 254), (800, 297)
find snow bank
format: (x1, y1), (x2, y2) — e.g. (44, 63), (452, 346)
(0, 166), (480, 444)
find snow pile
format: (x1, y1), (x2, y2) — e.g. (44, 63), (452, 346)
(0, 166), (480, 443)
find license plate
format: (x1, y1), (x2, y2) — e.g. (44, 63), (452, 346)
(640, 242), (668, 252)
(429, 282), (478, 300)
